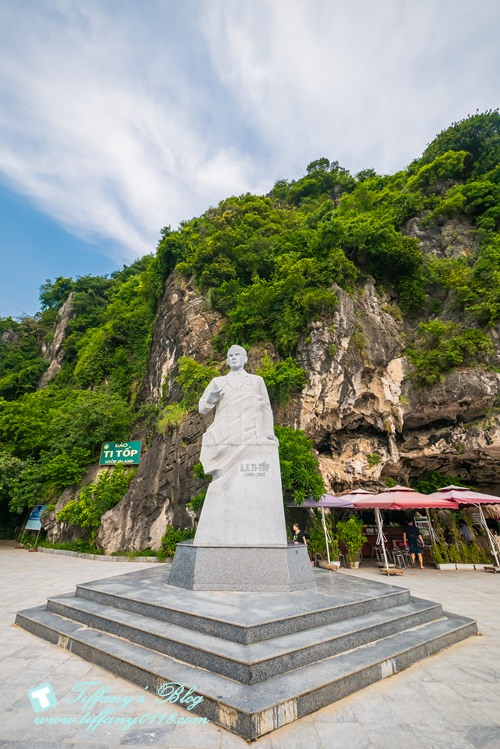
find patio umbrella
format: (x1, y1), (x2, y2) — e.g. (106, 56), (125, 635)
(292, 495), (355, 508)
(429, 485), (500, 566)
(354, 485), (458, 540)
(351, 485), (457, 510)
(348, 486), (459, 569)
(287, 495), (354, 565)
(340, 489), (393, 570)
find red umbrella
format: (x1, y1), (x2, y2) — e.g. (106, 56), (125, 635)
(429, 485), (500, 566)
(340, 488), (373, 503)
(289, 495), (355, 509)
(429, 485), (500, 505)
(351, 485), (458, 510)
(346, 486), (459, 570)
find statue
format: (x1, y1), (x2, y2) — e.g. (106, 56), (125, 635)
(193, 345), (288, 546)
(168, 346), (315, 589)
(198, 345), (278, 474)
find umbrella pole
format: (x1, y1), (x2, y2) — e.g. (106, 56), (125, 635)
(321, 508), (332, 565)
(375, 508), (390, 569)
(476, 504), (500, 567)
(425, 508), (437, 543)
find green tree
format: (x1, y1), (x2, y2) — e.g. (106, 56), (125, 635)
(39, 277), (74, 310)
(275, 425), (325, 505)
(417, 111), (500, 178)
(0, 317), (47, 400)
(256, 355), (307, 406)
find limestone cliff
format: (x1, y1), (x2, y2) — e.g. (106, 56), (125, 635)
(42, 221), (500, 553)
(38, 292), (75, 387)
(287, 279), (500, 492)
(88, 263), (499, 553)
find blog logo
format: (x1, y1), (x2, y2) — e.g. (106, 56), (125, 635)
(28, 683), (58, 713)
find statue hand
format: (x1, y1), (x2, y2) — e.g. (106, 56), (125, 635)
(207, 387), (224, 405)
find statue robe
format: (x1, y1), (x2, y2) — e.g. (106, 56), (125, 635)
(194, 370), (287, 546)
(198, 372), (277, 475)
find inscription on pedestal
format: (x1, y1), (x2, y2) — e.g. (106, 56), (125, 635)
(240, 461), (270, 477)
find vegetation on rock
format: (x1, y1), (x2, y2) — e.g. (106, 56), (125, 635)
(0, 111), (499, 542)
(275, 425), (325, 505)
(160, 525), (196, 558)
(56, 464), (136, 542)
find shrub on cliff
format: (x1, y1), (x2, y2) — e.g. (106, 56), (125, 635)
(275, 425), (325, 505)
(56, 464), (135, 543)
(406, 321), (493, 385)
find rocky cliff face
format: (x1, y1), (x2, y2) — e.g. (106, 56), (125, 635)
(45, 237), (500, 552)
(96, 271), (498, 552)
(286, 279), (500, 491)
(97, 274), (225, 553)
(38, 292), (75, 387)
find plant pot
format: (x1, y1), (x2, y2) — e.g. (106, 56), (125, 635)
(347, 561), (360, 569)
(318, 560), (341, 570)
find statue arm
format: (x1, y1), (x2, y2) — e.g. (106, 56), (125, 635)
(199, 378), (224, 415)
(257, 376), (278, 442)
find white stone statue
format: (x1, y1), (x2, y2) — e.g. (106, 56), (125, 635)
(194, 345), (288, 546)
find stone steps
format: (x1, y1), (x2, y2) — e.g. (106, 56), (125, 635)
(15, 566), (478, 740)
(72, 565), (412, 643)
(44, 593), (443, 684)
(16, 603), (476, 739)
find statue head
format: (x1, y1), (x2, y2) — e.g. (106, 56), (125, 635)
(226, 345), (248, 370)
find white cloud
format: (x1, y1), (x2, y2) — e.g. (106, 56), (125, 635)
(202, 0), (500, 175)
(0, 0), (265, 261)
(0, 0), (498, 264)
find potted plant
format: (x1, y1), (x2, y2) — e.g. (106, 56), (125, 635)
(337, 516), (367, 569)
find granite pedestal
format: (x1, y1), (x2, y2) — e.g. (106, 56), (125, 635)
(16, 564), (477, 740)
(168, 541), (315, 591)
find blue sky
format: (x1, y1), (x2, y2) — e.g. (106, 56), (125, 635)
(0, 0), (499, 318)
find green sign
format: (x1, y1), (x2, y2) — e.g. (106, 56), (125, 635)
(100, 441), (142, 465)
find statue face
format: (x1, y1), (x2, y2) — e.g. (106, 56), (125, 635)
(227, 346), (247, 369)
(227, 350), (244, 369)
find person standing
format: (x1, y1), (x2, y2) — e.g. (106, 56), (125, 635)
(292, 523), (307, 546)
(403, 517), (425, 569)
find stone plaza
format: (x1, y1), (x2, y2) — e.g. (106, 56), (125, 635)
(1, 541), (499, 748)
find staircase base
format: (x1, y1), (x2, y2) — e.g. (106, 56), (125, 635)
(16, 565), (477, 740)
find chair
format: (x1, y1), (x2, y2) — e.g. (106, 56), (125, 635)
(392, 540), (411, 568)
(374, 545), (395, 568)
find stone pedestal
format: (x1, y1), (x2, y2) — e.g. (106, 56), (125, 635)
(194, 444), (287, 546)
(169, 541), (315, 591)
(170, 440), (316, 591)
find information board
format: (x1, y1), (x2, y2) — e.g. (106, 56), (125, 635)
(26, 505), (46, 531)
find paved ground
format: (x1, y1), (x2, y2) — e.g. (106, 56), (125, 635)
(0, 540), (499, 748)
